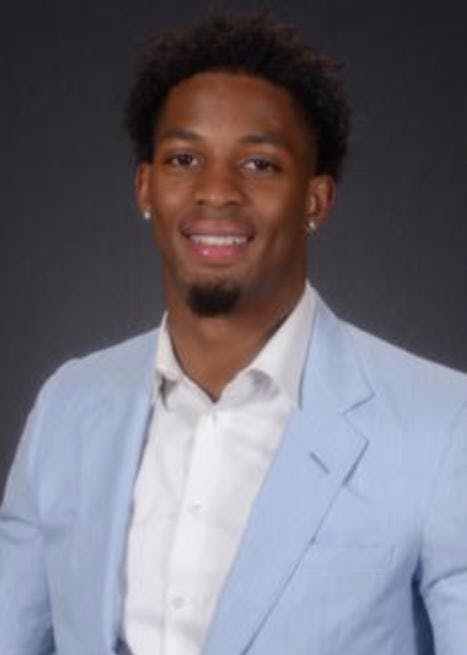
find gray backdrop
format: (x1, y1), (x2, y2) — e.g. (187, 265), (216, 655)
(1, 0), (466, 490)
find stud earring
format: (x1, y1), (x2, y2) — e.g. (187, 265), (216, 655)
(143, 209), (151, 221)
(306, 219), (318, 234)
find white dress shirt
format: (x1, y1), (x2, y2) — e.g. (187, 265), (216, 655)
(122, 283), (315, 655)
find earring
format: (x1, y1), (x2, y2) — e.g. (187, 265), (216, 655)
(306, 219), (318, 234)
(143, 209), (151, 221)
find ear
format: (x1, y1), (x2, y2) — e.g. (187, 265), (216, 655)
(135, 162), (152, 215)
(305, 174), (336, 229)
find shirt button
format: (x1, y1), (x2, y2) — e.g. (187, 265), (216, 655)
(188, 502), (202, 515)
(207, 409), (217, 423)
(171, 596), (185, 610)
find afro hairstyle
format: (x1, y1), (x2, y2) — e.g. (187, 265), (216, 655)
(124, 11), (350, 180)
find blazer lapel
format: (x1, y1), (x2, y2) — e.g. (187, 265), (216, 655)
(69, 332), (157, 652)
(202, 297), (373, 655)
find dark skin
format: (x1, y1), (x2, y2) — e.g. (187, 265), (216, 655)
(136, 72), (335, 399)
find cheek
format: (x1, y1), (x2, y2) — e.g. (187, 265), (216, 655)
(256, 195), (306, 236)
(150, 176), (192, 214)
(250, 179), (307, 220)
(149, 219), (166, 252)
(149, 209), (177, 250)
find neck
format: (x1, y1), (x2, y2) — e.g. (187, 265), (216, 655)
(166, 282), (306, 401)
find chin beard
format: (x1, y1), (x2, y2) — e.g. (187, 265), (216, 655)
(187, 283), (241, 317)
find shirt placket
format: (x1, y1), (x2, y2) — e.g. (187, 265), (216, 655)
(163, 391), (221, 655)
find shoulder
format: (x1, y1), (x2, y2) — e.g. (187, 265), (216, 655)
(311, 294), (467, 418)
(6, 329), (159, 502)
(38, 328), (159, 412)
(343, 320), (467, 421)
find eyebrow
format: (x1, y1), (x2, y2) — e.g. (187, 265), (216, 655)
(238, 132), (291, 151)
(157, 127), (202, 142)
(157, 127), (291, 151)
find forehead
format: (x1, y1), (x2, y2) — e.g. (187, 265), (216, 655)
(155, 71), (314, 154)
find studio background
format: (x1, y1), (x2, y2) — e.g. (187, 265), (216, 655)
(1, 0), (466, 491)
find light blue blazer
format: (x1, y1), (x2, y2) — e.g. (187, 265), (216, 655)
(1, 296), (467, 655)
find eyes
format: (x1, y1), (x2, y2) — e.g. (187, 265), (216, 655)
(244, 157), (280, 173)
(163, 151), (282, 174)
(168, 152), (198, 168)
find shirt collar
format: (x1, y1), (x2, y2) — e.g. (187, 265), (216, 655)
(154, 282), (316, 407)
(154, 315), (183, 390)
(244, 282), (315, 406)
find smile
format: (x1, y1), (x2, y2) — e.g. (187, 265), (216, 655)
(189, 235), (249, 246)
(184, 232), (252, 263)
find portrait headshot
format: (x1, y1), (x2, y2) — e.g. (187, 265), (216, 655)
(0, 2), (466, 654)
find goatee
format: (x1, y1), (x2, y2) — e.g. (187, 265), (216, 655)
(187, 283), (241, 317)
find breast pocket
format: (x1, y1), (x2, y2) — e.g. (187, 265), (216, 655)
(306, 543), (394, 571)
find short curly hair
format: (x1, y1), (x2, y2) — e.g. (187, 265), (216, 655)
(124, 11), (350, 180)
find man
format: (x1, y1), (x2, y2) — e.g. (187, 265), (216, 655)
(1, 11), (466, 655)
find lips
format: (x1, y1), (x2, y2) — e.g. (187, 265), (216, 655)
(182, 225), (253, 263)
(179, 216), (255, 263)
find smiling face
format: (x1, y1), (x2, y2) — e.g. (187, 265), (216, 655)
(136, 71), (335, 317)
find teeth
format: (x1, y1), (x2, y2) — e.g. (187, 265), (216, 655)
(190, 235), (247, 246)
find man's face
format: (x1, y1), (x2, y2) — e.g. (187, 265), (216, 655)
(137, 71), (334, 316)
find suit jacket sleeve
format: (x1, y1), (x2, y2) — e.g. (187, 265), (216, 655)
(420, 400), (467, 654)
(0, 384), (55, 654)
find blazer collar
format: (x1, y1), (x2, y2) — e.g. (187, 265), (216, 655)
(201, 295), (374, 655)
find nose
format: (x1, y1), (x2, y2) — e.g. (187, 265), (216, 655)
(194, 163), (243, 209)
